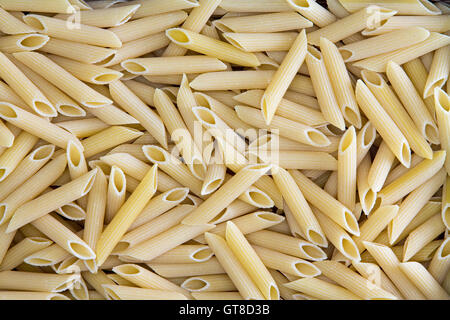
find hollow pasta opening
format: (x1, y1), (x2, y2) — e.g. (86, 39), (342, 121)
(25, 258), (53, 266)
(307, 46), (322, 60)
(401, 142), (411, 167)
(0, 169), (6, 181)
(59, 204), (86, 220)
(94, 73), (121, 83)
(34, 101), (55, 116)
(96, 53), (116, 66)
(112, 169), (125, 192)
(166, 29), (190, 44)
(294, 262), (320, 276)
(183, 279), (208, 291)
(344, 210), (360, 235)
(339, 49), (353, 61)
(20, 35), (47, 48)
(58, 104), (85, 117)
(339, 129), (355, 152)
(32, 146), (53, 160)
(104, 288), (121, 300)
(256, 212), (282, 222)
(24, 16), (45, 31)
(165, 188), (189, 202)
(362, 70), (382, 86)
(341, 238), (360, 260)
(192, 248), (213, 261)
(307, 229), (326, 246)
(144, 147), (167, 162)
(117, 264), (140, 275)
(343, 107), (360, 127)
(122, 62), (146, 73)
(113, 242), (130, 253)
(441, 239), (450, 258)
(68, 143), (82, 167)
(195, 108), (216, 126)
(289, 0), (310, 8)
(436, 89), (450, 111)
(306, 130), (329, 146)
(248, 191), (273, 208)
(269, 285), (279, 300)
(68, 241), (94, 259)
(424, 123), (439, 144)
(301, 244), (326, 260)
(202, 178), (223, 194)
(362, 123), (376, 147)
(213, 21), (233, 33)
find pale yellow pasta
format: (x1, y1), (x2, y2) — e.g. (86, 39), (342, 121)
(261, 30), (307, 125)
(0, 33), (49, 53)
(166, 28), (260, 67)
(0, 237), (52, 271)
(0, 0), (75, 13)
(435, 88), (450, 175)
(0, 291), (69, 300)
(289, 169), (359, 236)
(285, 277), (361, 300)
(338, 0), (441, 15)
(117, 205), (194, 251)
(181, 274), (236, 292)
(388, 169), (446, 245)
(428, 237), (450, 283)
(0, 154), (67, 226)
(149, 245), (213, 264)
(95, 164), (157, 266)
(219, 0), (291, 12)
(202, 159), (226, 195)
(337, 126), (357, 211)
(399, 262), (449, 300)
(49, 55), (122, 85)
(67, 140), (88, 182)
(7, 169), (97, 232)
(356, 155), (376, 214)
(13, 52), (113, 108)
(306, 46), (345, 130)
(125, 0), (198, 20)
(223, 32), (298, 52)
(109, 80), (167, 148)
(214, 12), (311, 33)
(355, 80), (411, 167)
(386, 61), (439, 145)
(23, 14), (122, 48)
(443, 176), (450, 229)
(287, 0), (336, 27)
(353, 32), (450, 72)
(0, 271), (79, 292)
(363, 241), (426, 300)
(31, 214), (95, 260)
(120, 223), (214, 262)
(191, 291), (243, 300)
(103, 285), (187, 300)
(314, 260), (398, 300)
(53, 4), (140, 28)
(362, 15), (450, 35)
(24, 239), (71, 267)
(113, 264), (191, 298)
(0, 131), (38, 182)
(403, 213), (446, 262)
(0, 8), (36, 35)
(163, 0), (222, 57)
(321, 38), (361, 128)
(378, 150), (446, 206)
(361, 70), (433, 160)
(0, 145), (54, 201)
(147, 258), (224, 278)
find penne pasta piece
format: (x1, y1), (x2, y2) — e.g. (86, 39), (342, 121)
(201, 155), (226, 195)
(403, 214), (446, 262)
(67, 140), (88, 181)
(357, 155), (377, 214)
(117, 205), (195, 252)
(0, 154), (67, 226)
(13, 52), (113, 108)
(219, 0), (291, 12)
(363, 241), (426, 300)
(49, 55), (122, 85)
(351, 261), (404, 299)
(235, 105), (329, 147)
(389, 169), (446, 245)
(338, 0), (441, 15)
(163, 0), (222, 57)
(0, 0), (74, 13)
(57, 120), (108, 139)
(147, 258), (224, 278)
(0, 271), (79, 292)
(443, 176), (450, 229)
(272, 166), (326, 246)
(105, 165), (126, 223)
(113, 264), (191, 298)
(353, 32), (450, 72)
(378, 150), (446, 206)
(23, 14), (121, 48)
(56, 202), (86, 221)
(363, 15), (450, 36)
(386, 61), (439, 144)
(287, 0), (336, 27)
(182, 274), (235, 292)
(0, 33), (49, 53)
(428, 237), (450, 284)
(306, 46), (345, 130)
(126, 0), (199, 20)
(122, 56), (226, 76)
(261, 29), (307, 125)
(314, 260), (398, 300)
(321, 37), (361, 128)
(54, 4), (140, 28)
(225, 221), (279, 300)
(339, 27), (431, 62)
(399, 262), (449, 300)
(0, 120), (14, 148)
(0, 131), (38, 182)
(337, 126), (357, 211)
(0, 8), (36, 35)
(368, 142), (395, 193)
(423, 45), (449, 98)
(307, 6), (396, 46)
(96, 164), (157, 266)
(103, 285), (187, 300)
(182, 164), (271, 225)
(109, 80), (167, 148)
(150, 245), (213, 264)
(0, 237), (52, 271)
(84, 169), (107, 251)
(285, 277), (361, 300)
(223, 32), (298, 52)
(289, 170), (360, 236)
(121, 223), (215, 262)
(362, 70), (432, 159)
(7, 169), (96, 232)
(166, 28), (260, 67)
(252, 245), (321, 278)
(215, 12), (312, 33)
(434, 88), (450, 175)
(32, 214), (95, 260)
(355, 80), (411, 167)
(0, 144), (54, 201)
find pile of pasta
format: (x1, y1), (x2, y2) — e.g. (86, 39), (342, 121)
(0, 0), (449, 301)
